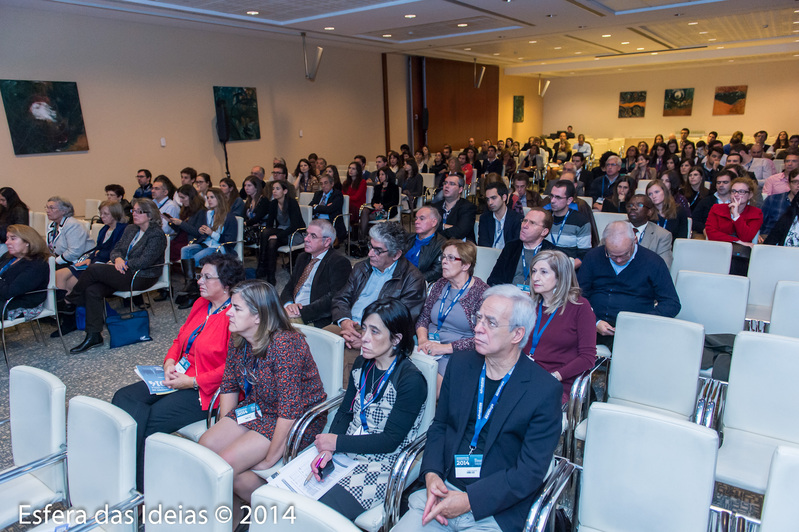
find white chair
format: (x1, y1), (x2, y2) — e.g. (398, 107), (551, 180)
(473, 246), (501, 283)
(144, 433), (233, 532)
(214, 216), (244, 262)
(84, 198), (102, 220)
(299, 192), (315, 206)
(30, 211), (48, 237)
(277, 206), (312, 273)
(249, 485), (361, 532)
(333, 195), (350, 253)
(746, 244), (799, 323)
(1, 256), (67, 368)
(670, 238), (733, 282)
(365, 185), (374, 205)
(577, 195), (592, 206)
(635, 179), (653, 194)
(593, 212), (627, 240)
(29, 396), (140, 531)
(758, 446), (799, 532)
(421, 172), (435, 192)
(675, 271), (749, 336)
(768, 280), (799, 338)
(0, 366), (67, 529)
(715, 332), (799, 494)
(111, 236), (177, 322)
(528, 403), (719, 532)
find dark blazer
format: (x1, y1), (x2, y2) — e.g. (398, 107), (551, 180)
(310, 189), (346, 240)
(404, 232), (446, 283)
(421, 351), (562, 532)
(477, 209), (523, 248)
(262, 198), (304, 234)
(486, 238), (557, 286)
(88, 223), (127, 264)
(279, 249), (352, 327)
(371, 182), (400, 210)
(0, 255), (48, 313)
(434, 198), (477, 242)
(482, 158), (503, 176)
(110, 224), (167, 279)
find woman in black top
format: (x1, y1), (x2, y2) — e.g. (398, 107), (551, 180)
(0, 187), (29, 247)
(254, 180), (304, 285)
(602, 176), (635, 213)
(0, 225), (49, 320)
(358, 168), (399, 247)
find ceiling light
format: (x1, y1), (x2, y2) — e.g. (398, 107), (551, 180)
(621, 41), (630, 45)
(637, 47), (645, 50)
(457, 23), (468, 27)
(517, 57), (524, 60)
(405, 14), (416, 18)
(717, 46), (724, 49)
(688, 21), (698, 25)
(383, 34), (392, 38)
(699, 31), (708, 34)
(246, 10), (259, 15)
(728, 59), (734, 62)
(602, 34), (611, 38)
(651, 52), (658, 55)
(793, 21), (799, 24)
(554, 46), (562, 50)
(493, 52), (500, 56)
(528, 40), (537, 44)
(324, 27), (334, 30)
(575, 51), (582, 54)
(464, 47), (471, 50)
(708, 38), (716, 41)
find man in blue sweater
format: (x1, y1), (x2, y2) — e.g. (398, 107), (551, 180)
(577, 221), (680, 348)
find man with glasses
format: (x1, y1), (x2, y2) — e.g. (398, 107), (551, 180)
(588, 155), (623, 209)
(544, 180), (591, 266)
(310, 174), (345, 243)
(577, 221), (680, 348)
(151, 175), (179, 235)
(327, 222), (425, 379)
(763, 149), (799, 196)
(487, 208), (555, 287)
(392, 285), (561, 532)
(693, 170), (735, 235)
(133, 169), (152, 199)
(626, 194), (673, 267)
(433, 174), (477, 242)
(404, 205), (446, 283)
(279, 219), (351, 327)
(759, 168), (799, 243)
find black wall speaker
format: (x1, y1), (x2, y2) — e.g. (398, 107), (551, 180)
(421, 108), (429, 130)
(215, 99), (230, 143)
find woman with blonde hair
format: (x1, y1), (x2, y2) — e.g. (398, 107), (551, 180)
(524, 249), (596, 403)
(0, 225), (50, 320)
(646, 179), (689, 241)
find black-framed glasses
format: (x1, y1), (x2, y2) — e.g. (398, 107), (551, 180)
(131, 209), (145, 215)
(195, 273), (220, 281)
(367, 243), (389, 255)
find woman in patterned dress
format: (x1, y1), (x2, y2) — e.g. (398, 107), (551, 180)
(199, 279), (327, 518)
(309, 298), (427, 520)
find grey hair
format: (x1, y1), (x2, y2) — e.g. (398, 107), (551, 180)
(483, 284), (536, 346)
(369, 221), (407, 256)
(308, 218), (336, 241)
(445, 173), (466, 189)
(418, 205), (441, 224)
(47, 196), (74, 217)
(607, 155), (622, 166)
(602, 220), (635, 246)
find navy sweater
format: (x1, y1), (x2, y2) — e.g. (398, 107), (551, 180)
(577, 245), (680, 325)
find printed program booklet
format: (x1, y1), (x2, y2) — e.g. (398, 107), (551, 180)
(135, 365), (176, 395)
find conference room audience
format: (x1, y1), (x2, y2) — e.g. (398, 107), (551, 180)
(763, 149), (799, 196)
(487, 207), (556, 287)
(660, 170), (690, 211)
(310, 298), (426, 520)
(0, 225), (50, 320)
(416, 240), (488, 394)
(45, 196), (94, 269)
(242, 175), (267, 226)
(310, 173), (346, 243)
(524, 250), (596, 403)
(177, 187), (237, 266)
(404, 205), (446, 284)
(646, 179), (690, 241)
(706, 177), (763, 275)
(692, 171), (734, 235)
(104, 184), (133, 220)
(112, 253), (245, 491)
(151, 175), (179, 237)
(401, 157), (423, 207)
(509, 173), (543, 215)
(132, 169), (152, 199)
(601, 176), (634, 213)
(760, 168), (799, 241)
(589, 155), (624, 208)
(199, 280), (327, 523)
(293, 158), (319, 193)
(627, 153), (655, 184)
(168, 184), (207, 263)
(545, 180), (591, 262)
(683, 165), (710, 214)
(252, 180), (304, 285)
(764, 192), (799, 247)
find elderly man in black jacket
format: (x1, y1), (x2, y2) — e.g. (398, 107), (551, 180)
(404, 205), (446, 283)
(325, 221), (426, 378)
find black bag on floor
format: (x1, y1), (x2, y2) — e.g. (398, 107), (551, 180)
(106, 309), (152, 348)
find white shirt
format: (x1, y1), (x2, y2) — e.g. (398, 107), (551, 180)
(293, 249), (328, 306)
(493, 210), (507, 249)
(155, 197), (179, 235)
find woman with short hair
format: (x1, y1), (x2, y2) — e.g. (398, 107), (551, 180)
(45, 196), (94, 270)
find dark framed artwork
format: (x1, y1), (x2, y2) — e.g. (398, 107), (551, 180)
(663, 88), (694, 117)
(713, 85), (747, 115)
(0, 80), (89, 155)
(513, 95), (524, 123)
(212, 86), (260, 141)
(618, 91), (646, 118)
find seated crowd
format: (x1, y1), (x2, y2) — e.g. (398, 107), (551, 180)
(2, 126), (798, 532)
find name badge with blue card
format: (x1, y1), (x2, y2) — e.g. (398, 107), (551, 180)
(428, 332), (440, 341)
(235, 403), (262, 424)
(516, 284), (530, 293)
(454, 454), (482, 478)
(176, 356), (190, 374)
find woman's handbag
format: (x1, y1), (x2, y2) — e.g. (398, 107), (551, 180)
(106, 309), (152, 348)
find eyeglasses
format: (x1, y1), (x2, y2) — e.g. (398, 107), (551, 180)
(45, 205), (60, 211)
(549, 194), (568, 201)
(195, 273), (220, 281)
(441, 254), (462, 263)
(471, 312), (506, 330)
(132, 209), (145, 215)
(304, 232), (327, 240)
(136, 174), (147, 179)
(605, 247), (635, 262)
(367, 243), (389, 255)
(731, 190), (750, 196)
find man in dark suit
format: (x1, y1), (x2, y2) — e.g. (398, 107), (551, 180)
(392, 285), (562, 532)
(487, 207), (555, 288)
(482, 145), (502, 177)
(434, 174), (477, 242)
(280, 219), (351, 328)
(477, 181), (522, 249)
(404, 205), (446, 283)
(309, 173), (346, 242)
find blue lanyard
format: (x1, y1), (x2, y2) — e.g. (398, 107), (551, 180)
(658, 216), (667, 229)
(241, 343), (259, 399)
(0, 258), (19, 276)
(521, 245), (541, 282)
(184, 299), (231, 355)
(551, 211), (570, 246)
(471, 362), (516, 450)
(437, 277), (472, 330)
(359, 357), (398, 431)
(529, 303), (556, 357)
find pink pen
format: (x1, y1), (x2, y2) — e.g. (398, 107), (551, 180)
(304, 454), (325, 485)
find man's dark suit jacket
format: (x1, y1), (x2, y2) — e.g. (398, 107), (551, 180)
(404, 232), (446, 283)
(486, 239), (556, 286)
(434, 198), (477, 242)
(482, 158), (503, 176)
(310, 189), (346, 241)
(477, 208), (523, 248)
(279, 249), (352, 327)
(421, 350), (562, 532)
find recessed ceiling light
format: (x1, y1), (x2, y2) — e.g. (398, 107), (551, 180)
(794, 29), (799, 33)
(493, 52), (500, 55)
(793, 21), (799, 24)
(621, 41), (630, 45)
(464, 47), (471, 51)
(569, 72), (575, 75)
(517, 57), (524, 60)
(246, 10), (259, 15)
(383, 34), (392, 38)
(637, 47), (645, 50)
(405, 14), (416, 18)
(457, 23), (468, 27)
(575, 51), (582, 54)
(708, 38), (716, 41)
(546, 14), (556, 18)
(324, 27), (334, 30)
(651, 52), (658, 55)
(618, 68), (623, 71)
(688, 21), (698, 25)
(717, 46), (725, 49)
(528, 40), (537, 44)
(602, 34), (611, 38)
(699, 31), (708, 34)
(728, 59), (734, 62)
(554, 46), (562, 50)
(794, 54), (799, 56)
(541, 62), (547, 65)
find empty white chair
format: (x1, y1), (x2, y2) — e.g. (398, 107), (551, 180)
(365, 185), (374, 205)
(759, 446), (799, 532)
(746, 245), (799, 323)
(421, 172), (435, 192)
(768, 280), (799, 338)
(249, 485), (361, 532)
(670, 238), (733, 282)
(676, 271), (749, 336)
(144, 433), (233, 532)
(0, 366), (67, 529)
(299, 192), (315, 206)
(473, 245), (501, 283)
(333, 195), (350, 252)
(715, 332), (799, 494)
(111, 236), (176, 322)
(85, 198), (102, 220)
(593, 212), (627, 240)
(30, 211), (48, 237)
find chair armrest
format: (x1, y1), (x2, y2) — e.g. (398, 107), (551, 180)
(523, 458), (579, 532)
(1, 286), (55, 324)
(384, 433), (428, 531)
(564, 357), (609, 462)
(0, 418), (8, 428)
(206, 387), (223, 429)
(387, 205), (400, 219)
(214, 239), (245, 251)
(0, 446), (66, 485)
(285, 392), (345, 463)
(66, 490), (144, 532)
(285, 227), (307, 248)
(126, 262), (168, 292)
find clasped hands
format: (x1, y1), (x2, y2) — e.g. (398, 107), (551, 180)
(422, 472), (471, 526)
(162, 359), (194, 390)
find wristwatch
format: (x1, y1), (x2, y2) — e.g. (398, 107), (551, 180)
(193, 378), (198, 390)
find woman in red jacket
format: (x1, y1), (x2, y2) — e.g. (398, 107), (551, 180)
(706, 177), (763, 275)
(342, 160), (368, 227)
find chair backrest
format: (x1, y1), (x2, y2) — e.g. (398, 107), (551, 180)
(580, 403), (718, 532)
(85, 198), (102, 219)
(473, 246), (501, 284)
(769, 281), (799, 338)
(760, 446), (799, 532)
(421, 172), (435, 190)
(9, 366), (66, 492)
(67, 396), (136, 525)
(365, 185), (374, 205)
(299, 205), (313, 227)
(295, 324), (344, 397)
(90, 223), (102, 243)
(670, 238), (733, 282)
(722, 332), (799, 444)
(43, 256), (58, 316)
(409, 352), (438, 435)
(608, 312), (705, 419)
(747, 245), (799, 309)
(341, 195), (350, 230)
(578, 195), (592, 206)
(299, 192), (315, 206)
(144, 433), (233, 532)
(249, 485), (361, 532)
(593, 212), (628, 241)
(675, 271), (748, 335)
(31, 211), (48, 237)
(234, 216), (244, 261)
